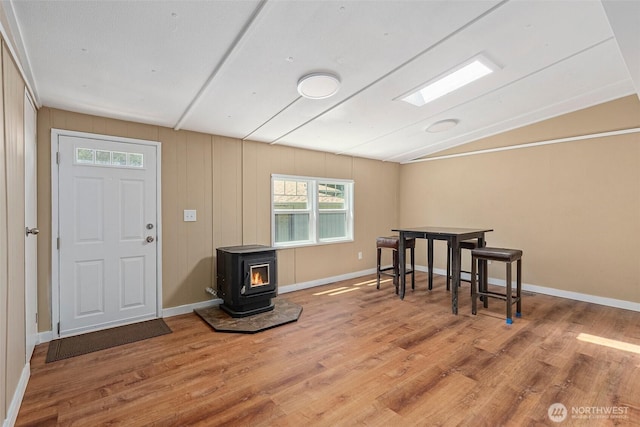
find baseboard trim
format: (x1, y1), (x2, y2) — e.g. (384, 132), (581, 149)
(419, 265), (640, 312)
(264, 265), (638, 312)
(37, 330), (54, 344)
(160, 268), (378, 314)
(278, 268), (377, 294)
(161, 298), (222, 318)
(3, 363), (30, 427)
(161, 270), (380, 316)
(34, 299), (223, 345)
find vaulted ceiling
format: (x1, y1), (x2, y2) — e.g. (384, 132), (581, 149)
(4, 0), (639, 163)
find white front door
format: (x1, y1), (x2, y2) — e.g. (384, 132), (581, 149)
(24, 92), (38, 361)
(56, 134), (159, 336)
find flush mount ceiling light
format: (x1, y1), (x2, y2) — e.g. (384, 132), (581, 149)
(426, 119), (459, 133)
(297, 73), (341, 99)
(400, 55), (498, 107)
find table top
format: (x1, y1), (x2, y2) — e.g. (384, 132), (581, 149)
(391, 226), (493, 236)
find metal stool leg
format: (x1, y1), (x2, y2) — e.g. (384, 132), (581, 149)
(516, 259), (522, 317)
(393, 250), (399, 285)
(482, 259), (489, 308)
(427, 239), (434, 290)
(471, 254), (478, 315)
(446, 242), (451, 291)
(376, 247), (382, 289)
(393, 250), (399, 294)
(506, 261), (513, 324)
(410, 246), (415, 290)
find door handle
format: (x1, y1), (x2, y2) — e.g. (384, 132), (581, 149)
(26, 227), (39, 236)
(146, 236), (155, 243)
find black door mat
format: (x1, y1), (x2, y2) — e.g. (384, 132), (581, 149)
(46, 318), (172, 363)
(195, 298), (302, 334)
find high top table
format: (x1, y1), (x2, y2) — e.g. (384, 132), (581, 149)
(391, 226), (493, 314)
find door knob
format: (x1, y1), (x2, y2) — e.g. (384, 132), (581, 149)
(26, 227), (39, 236)
(146, 236), (155, 243)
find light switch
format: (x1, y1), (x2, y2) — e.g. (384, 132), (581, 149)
(184, 209), (197, 222)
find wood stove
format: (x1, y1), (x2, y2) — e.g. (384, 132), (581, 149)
(216, 245), (277, 317)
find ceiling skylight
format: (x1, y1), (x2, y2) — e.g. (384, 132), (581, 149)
(401, 55), (497, 107)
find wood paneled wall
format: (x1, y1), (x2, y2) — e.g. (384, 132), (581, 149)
(0, 39), (7, 427)
(36, 108), (401, 330)
(1, 40), (26, 424)
(400, 95), (640, 304)
(160, 129), (214, 308)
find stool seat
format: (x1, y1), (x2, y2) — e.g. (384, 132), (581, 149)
(376, 236), (415, 294)
(471, 247), (522, 262)
(376, 236), (416, 250)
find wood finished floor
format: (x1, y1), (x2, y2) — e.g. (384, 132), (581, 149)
(17, 272), (640, 426)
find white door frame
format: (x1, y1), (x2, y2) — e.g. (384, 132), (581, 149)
(50, 128), (162, 338)
(24, 90), (37, 360)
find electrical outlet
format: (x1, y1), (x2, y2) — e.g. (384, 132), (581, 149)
(184, 209), (197, 222)
(358, 251), (363, 260)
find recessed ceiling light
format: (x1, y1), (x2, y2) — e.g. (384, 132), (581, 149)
(426, 119), (459, 133)
(400, 55), (498, 107)
(297, 73), (341, 99)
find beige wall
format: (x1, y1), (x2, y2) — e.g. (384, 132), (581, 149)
(1, 40), (26, 423)
(400, 96), (640, 303)
(36, 108), (401, 331)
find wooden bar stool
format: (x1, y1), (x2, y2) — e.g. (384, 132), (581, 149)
(471, 247), (523, 324)
(376, 236), (415, 294)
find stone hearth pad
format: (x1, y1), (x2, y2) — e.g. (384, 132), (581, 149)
(195, 298), (302, 334)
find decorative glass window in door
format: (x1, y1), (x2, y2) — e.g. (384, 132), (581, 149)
(75, 147), (144, 168)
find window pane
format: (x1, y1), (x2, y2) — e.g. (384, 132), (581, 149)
(272, 175), (352, 247)
(319, 212), (347, 239)
(273, 179), (309, 210)
(128, 153), (144, 167)
(319, 183), (346, 210)
(76, 148), (94, 164)
(95, 150), (111, 165)
(112, 151), (127, 166)
(75, 148), (144, 168)
(274, 213), (309, 243)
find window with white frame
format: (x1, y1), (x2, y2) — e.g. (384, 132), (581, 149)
(272, 175), (354, 247)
